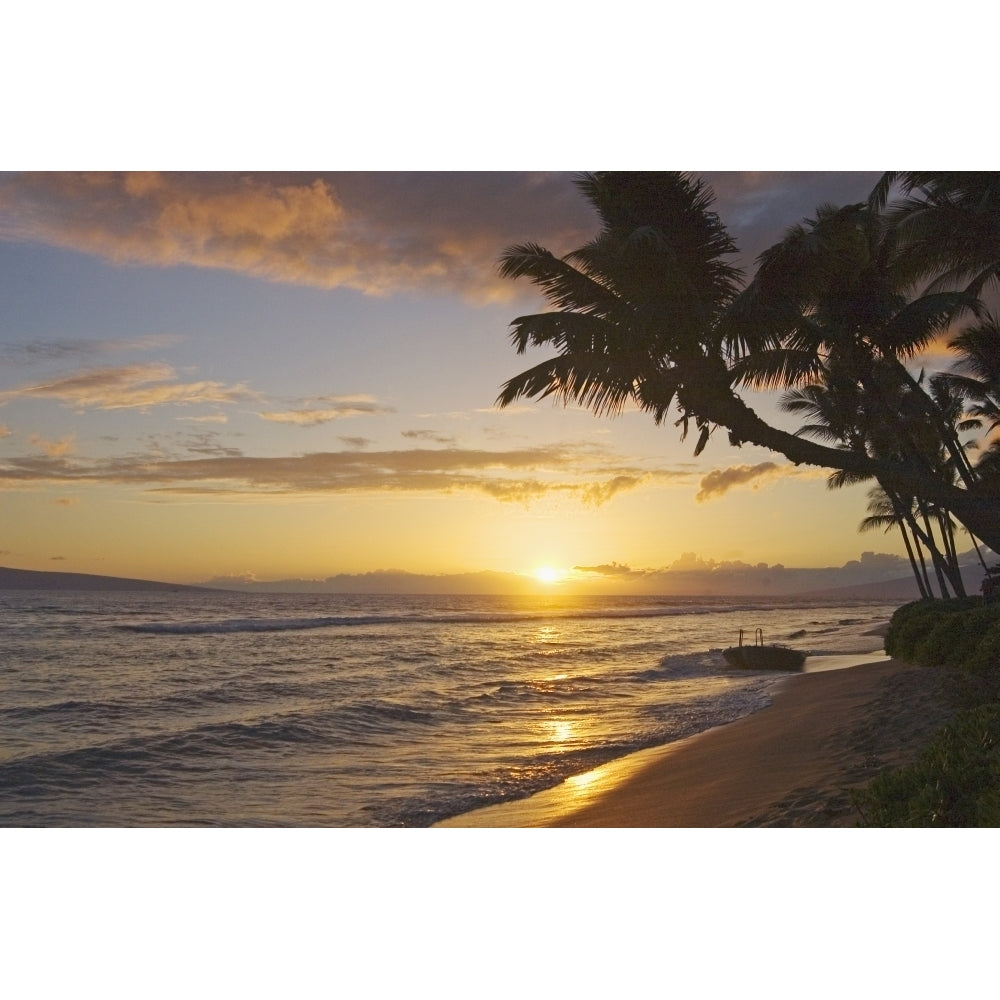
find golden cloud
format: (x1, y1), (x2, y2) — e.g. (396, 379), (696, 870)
(0, 364), (252, 411)
(0, 443), (685, 507)
(29, 433), (76, 457)
(695, 462), (781, 501)
(695, 461), (828, 501)
(0, 172), (595, 301)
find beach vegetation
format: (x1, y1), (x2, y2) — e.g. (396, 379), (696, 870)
(854, 703), (1000, 827)
(886, 597), (1000, 705)
(861, 597), (1000, 826)
(496, 172), (1000, 564)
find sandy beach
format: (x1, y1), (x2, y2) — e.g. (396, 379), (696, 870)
(438, 654), (953, 827)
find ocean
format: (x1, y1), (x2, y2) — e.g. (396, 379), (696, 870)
(0, 588), (895, 827)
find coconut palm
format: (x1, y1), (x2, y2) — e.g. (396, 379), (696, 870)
(728, 198), (981, 489)
(780, 368), (971, 597)
(938, 314), (1000, 442)
(859, 487), (933, 599)
(871, 172), (1000, 296)
(496, 172), (1000, 554)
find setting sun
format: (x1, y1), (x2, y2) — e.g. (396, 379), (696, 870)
(534, 566), (565, 585)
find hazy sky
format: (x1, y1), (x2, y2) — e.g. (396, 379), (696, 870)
(1, 169), (949, 588)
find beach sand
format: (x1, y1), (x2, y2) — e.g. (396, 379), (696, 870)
(437, 654), (954, 827)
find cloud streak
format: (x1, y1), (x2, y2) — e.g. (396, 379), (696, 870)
(0, 334), (183, 368)
(257, 395), (394, 426)
(0, 443), (689, 506)
(0, 363), (252, 411)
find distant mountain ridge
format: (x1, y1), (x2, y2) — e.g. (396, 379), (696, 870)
(0, 566), (210, 592)
(1, 563), (987, 598)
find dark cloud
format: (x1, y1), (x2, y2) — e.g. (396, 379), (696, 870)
(338, 436), (373, 450)
(703, 172), (883, 273)
(0, 335), (182, 368)
(402, 429), (458, 446)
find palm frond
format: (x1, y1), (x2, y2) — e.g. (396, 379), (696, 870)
(497, 244), (621, 316)
(876, 292), (981, 357)
(505, 311), (618, 356)
(827, 466), (876, 490)
(731, 348), (826, 391)
(495, 352), (638, 417)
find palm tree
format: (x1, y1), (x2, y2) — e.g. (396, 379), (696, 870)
(728, 199), (980, 490)
(859, 487), (933, 599)
(938, 314), (1000, 442)
(779, 368), (970, 597)
(496, 172), (1000, 553)
(870, 172), (1000, 296)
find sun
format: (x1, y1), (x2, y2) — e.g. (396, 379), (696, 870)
(534, 566), (565, 585)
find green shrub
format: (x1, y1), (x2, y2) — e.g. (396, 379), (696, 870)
(913, 606), (1000, 671)
(855, 705), (1000, 827)
(885, 597), (987, 663)
(954, 621), (1000, 705)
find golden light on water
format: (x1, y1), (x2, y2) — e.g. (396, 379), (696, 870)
(545, 719), (576, 744)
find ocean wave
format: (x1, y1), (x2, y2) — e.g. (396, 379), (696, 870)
(118, 602), (775, 636)
(120, 614), (402, 635)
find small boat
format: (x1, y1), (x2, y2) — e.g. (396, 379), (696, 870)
(722, 627), (806, 672)
(722, 644), (805, 672)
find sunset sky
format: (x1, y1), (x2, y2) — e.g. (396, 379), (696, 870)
(0, 170), (971, 590)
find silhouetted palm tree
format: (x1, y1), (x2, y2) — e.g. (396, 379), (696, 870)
(496, 172), (1000, 554)
(780, 368), (970, 597)
(871, 172), (1000, 296)
(860, 487), (933, 598)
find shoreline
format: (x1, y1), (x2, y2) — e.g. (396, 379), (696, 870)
(437, 653), (952, 827)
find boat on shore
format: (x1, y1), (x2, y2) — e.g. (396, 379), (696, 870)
(723, 627), (806, 671)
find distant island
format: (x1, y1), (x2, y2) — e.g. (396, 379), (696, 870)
(0, 563), (938, 599)
(0, 566), (211, 592)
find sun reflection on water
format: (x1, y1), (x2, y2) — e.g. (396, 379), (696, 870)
(544, 718), (576, 745)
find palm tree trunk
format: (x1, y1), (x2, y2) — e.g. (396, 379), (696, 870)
(938, 511), (967, 597)
(918, 503), (953, 598)
(912, 532), (935, 598)
(889, 359), (980, 488)
(898, 520), (931, 599)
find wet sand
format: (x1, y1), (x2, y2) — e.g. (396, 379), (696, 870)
(437, 656), (953, 827)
